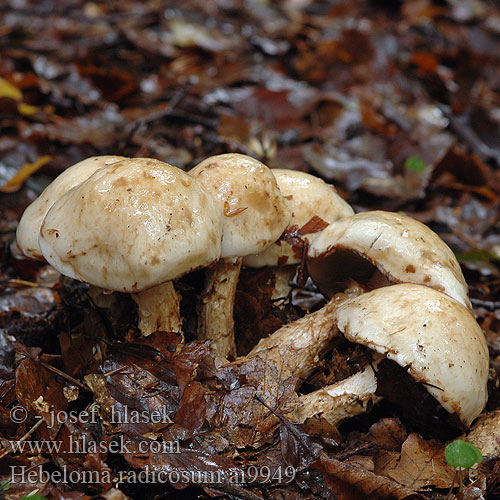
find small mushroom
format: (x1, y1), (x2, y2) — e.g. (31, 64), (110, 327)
(39, 158), (222, 336)
(16, 156), (126, 261)
(189, 153), (291, 358)
(242, 169), (354, 302)
(295, 284), (489, 428)
(308, 210), (471, 309)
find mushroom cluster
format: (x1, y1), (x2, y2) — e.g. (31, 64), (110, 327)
(16, 154), (489, 431)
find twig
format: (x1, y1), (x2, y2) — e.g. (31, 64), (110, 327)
(39, 361), (91, 393)
(253, 394), (317, 458)
(439, 104), (500, 165)
(471, 298), (500, 311)
(102, 366), (127, 377)
(0, 417), (44, 460)
(6, 279), (38, 288)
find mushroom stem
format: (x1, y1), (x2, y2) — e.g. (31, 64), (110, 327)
(198, 257), (241, 358)
(294, 364), (381, 426)
(248, 293), (348, 380)
(132, 281), (182, 337)
(269, 265), (295, 303)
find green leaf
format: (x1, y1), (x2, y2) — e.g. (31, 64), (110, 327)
(456, 249), (500, 263)
(0, 480), (10, 491)
(405, 155), (427, 173)
(445, 440), (483, 469)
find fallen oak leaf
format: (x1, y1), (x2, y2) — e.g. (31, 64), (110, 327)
(123, 438), (245, 489)
(171, 381), (206, 440)
(369, 418), (408, 452)
(15, 356), (67, 436)
(375, 433), (455, 490)
(314, 452), (424, 500)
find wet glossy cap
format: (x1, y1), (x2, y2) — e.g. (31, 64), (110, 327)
(244, 169), (354, 267)
(334, 284), (489, 427)
(39, 158), (222, 292)
(308, 210), (471, 309)
(16, 156), (126, 261)
(190, 154), (291, 259)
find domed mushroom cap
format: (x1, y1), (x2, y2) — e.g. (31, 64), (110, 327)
(16, 156), (126, 260)
(308, 210), (471, 309)
(39, 158), (222, 292)
(244, 169), (354, 267)
(334, 284), (489, 427)
(190, 154), (291, 258)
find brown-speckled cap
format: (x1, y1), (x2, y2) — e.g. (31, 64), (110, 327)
(190, 153), (291, 259)
(334, 284), (489, 427)
(244, 169), (354, 267)
(16, 155), (126, 261)
(308, 210), (471, 309)
(39, 158), (222, 292)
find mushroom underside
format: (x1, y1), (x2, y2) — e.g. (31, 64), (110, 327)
(295, 356), (464, 439)
(307, 247), (392, 297)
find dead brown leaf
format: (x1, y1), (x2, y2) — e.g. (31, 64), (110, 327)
(369, 418), (408, 452)
(466, 411), (500, 457)
(315, 452), (423, 500)
(375, 433), (455, 490)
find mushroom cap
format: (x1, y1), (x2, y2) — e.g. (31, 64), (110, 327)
(308, 210), (471, 309)
(244, 169), (354, 267)
(334, 284), (489, 427)
(189, 153), (291, 259)
(39, 158), (222, 292)
(16, 156), (126, 261)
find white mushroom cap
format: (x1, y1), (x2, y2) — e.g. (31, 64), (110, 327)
(243, 169), (354, 268)
(39, 158), (222, 292)
(308, 210), (471, 309)
(334, 284), (489, 427)
(16, 156), (126, 261)
(189, 154), (291, 259)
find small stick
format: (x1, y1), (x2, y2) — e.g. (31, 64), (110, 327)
(40, 361), (91, 393)
(0, 418), (44, 460)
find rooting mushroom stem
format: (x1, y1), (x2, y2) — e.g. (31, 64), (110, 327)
(132, 281), (182, 336)
(190, 153), (291, 359)
(198, 258), (241, 356)
(247, 293), (348, 379)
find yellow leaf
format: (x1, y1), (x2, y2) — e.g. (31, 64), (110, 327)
(0, 155), (52, 193)
(18, 102), (39, 116)
(0, 76), (22, 101)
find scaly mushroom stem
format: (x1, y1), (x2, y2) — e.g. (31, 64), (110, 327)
(294, 364), (381, 426)
(198, 257), (241, 358)
(133, 281), (182, 337)
(248, 293), (346, 380)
